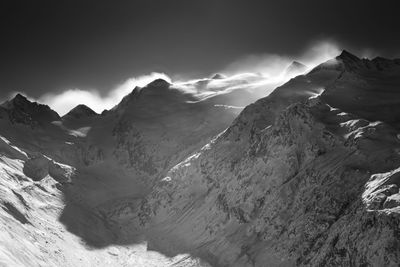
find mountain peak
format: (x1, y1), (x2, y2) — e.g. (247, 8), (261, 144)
(290, 61), (306, 68)
(337, 50), (360, 62)
(335, 50), (400, 72)
(2, 93), (33, 109)
(285, 61), (308, 75)
(13, 93), (28, 101)
(0, 93), (60, 125)
(135, 78), (174, 96)
(111, 78), (197, 115)
(3, 93), (32, 108)
(147, 79), (171, 88)
(333, 50), (365, 72)
(63, 104), (97, 119)
(211, 73), (226, 80)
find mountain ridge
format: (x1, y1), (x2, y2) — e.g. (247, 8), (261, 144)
(1, 50), (400, 266)
(131, 50), (400, 266)
(0, 93), (60, 126)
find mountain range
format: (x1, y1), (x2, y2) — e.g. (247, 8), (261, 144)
(1, 51), (400, 266)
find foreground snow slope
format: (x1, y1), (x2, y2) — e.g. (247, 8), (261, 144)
(0, 136), (211, 266)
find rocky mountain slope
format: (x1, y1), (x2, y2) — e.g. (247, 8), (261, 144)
(128, 51), (400, 266)
(0, 72), (281, 266)
(1, 51), (400, 266)
(0, 94), (60, 126)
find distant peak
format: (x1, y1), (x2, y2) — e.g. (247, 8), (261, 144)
(285, 61), (308, 75)
(10, 93), (31, 105)
(13, 93), (28, 101)
(1, 93), (60, 124)
(1, 93), (32, 108)
(72, 104), (95, 113)
(211, 73), (226, 80)
(64, 104), (97, 119)
(147, 79), (171, 88)
(337, 50), (360, 62)
(74, 104), (93, 110)
(290, 61), (306, 68)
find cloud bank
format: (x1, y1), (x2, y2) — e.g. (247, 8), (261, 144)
(36, 40), (346, 116)
(39, 73), (171, 115)
(222, 40), (341, 78)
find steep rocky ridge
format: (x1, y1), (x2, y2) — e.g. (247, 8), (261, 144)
(1, 94), (60, 126)
(127, 51), (400, 266)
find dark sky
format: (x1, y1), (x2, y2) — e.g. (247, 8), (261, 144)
(0, 0), (399, 99)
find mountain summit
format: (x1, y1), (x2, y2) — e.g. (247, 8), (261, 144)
(211, 73), (226, 79)
(285, 61), (308, 76)
(147, 78), (171, 88)
(0, 93), (60, 125)
(337, 49), (361, 62)
(63, 104), (98, 119)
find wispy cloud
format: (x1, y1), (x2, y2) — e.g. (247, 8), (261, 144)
(37, 40), (342, 115)
(298, 40), (341, 67)
(222, 40), (341, 78)
(39, 73), (170, 115)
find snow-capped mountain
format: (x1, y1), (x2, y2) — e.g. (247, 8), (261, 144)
(1, 51), (400, 266)
(0, 71), (282, 266)
(132, 51), (400, 266)
(1, 94), (60, 126)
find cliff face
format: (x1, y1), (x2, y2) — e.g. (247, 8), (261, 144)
(130, 53), (400, 266)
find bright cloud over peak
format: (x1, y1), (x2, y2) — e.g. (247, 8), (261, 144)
(39, 73), (171, 115)
(35, 41), (348, 116)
